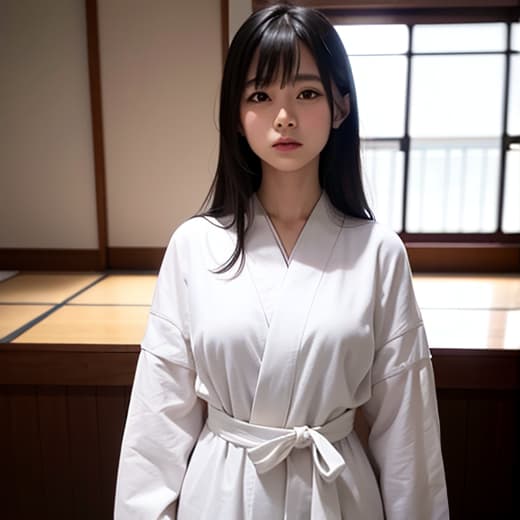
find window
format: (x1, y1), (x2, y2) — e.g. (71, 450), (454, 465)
(335, 22), (520, 238)
(252, 1), (519, 270)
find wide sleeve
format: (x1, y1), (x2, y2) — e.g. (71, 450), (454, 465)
(361, 234), (450, 519)
(114, 230), (205, 520)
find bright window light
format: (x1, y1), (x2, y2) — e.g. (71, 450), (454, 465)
(413, 23), (507, 53)
(335, 24), (409, 55)
(409, 55), (505, 138)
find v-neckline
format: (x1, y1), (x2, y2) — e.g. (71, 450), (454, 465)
(254, 192), (323, 267)
(248, 192), (344, 426)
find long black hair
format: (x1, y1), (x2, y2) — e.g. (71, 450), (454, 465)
(200, 2), (373, 272)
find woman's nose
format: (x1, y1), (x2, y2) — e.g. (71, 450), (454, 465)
(273, 107), (296, 129)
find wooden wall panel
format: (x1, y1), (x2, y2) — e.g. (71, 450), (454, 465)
(38, 386), (74, 519)
(67, 386), (103, 520)
(0, 359), (518, 518)
(9, 386), (45, 519)
(0, 384), (130, 520)
(437, 393), (468, 520)
(0, 389), (16, 519)
(464, 394), (518, 518)
(96, 386), (130, 518)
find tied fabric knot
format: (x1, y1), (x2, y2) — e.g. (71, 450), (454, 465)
(206, 406), (355, 519)
(247, 424), (346, 483)
(294, 426), (312, 448)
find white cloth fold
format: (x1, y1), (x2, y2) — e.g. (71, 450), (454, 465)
(207, 405), (355, 514)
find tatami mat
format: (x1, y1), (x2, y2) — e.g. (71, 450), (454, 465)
(69, 274), (156, 305)
(0, 273), (103, 304)
(422, 308), (520, 349)
(1, 272), (519, 348)
(413, 275), (520, 310)
(12, 304), (150, 344)
(0, 271), (18, 283)
(0, 304), (53, 339)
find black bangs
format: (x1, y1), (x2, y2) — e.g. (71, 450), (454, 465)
(253, 16), (303, 88)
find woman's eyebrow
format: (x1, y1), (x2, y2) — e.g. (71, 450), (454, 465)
(244, 73), (322, 88)
(291, 73), (322, 84)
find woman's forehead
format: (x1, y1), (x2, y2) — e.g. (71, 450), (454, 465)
(245, 43), (320, 85)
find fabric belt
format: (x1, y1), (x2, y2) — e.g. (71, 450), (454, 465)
(207, 405), (355, 518)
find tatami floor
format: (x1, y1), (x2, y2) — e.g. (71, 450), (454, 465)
(0, 273), (155, 345)
(0, 271), (519, 349)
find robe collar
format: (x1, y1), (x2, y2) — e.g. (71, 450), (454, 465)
(245, 192), (344, 426)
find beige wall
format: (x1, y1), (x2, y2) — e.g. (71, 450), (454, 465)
(99, 0), (222, 247)
(0, 0), (98, 249)
(0, 0), (223, 250)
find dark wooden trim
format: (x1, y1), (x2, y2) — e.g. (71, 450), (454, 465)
(0, 249), (103, 271)
(0, 344), (138, 353)
(85, 0), (108, 269)
(498, 24), (513, 231)
(401, 233), (520, 244)
(2, 343), (518, 389)
(253, 1), (520, 22)
(110, 245), (520, 273)
(0, 345), (139, 386)
(221, 0), (229, 64)
(325, 7), (520, 24)
(431, 349), (520, 390)
(254, 0), (520, 9)
(2, 245), (518, 273)
(406, 244), (520, 273)
(107, 247), (165, 270)
(400, 33), (413, 233)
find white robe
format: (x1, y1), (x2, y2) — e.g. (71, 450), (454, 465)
(114, 194), (449, 519)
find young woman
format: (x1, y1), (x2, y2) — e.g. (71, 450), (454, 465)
(115, 4), (449, 519)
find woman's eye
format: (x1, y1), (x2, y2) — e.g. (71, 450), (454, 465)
(247, 91), (270, 103)
(298, 89), (320, 100)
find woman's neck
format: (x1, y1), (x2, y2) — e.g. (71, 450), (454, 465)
(256, 166), (321, 224)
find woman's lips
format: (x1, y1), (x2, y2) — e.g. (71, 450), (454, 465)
(273, 141), (302, 151)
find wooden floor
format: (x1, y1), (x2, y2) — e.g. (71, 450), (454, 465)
(0, 271), (518, 349)
(0, 273), (155, 345)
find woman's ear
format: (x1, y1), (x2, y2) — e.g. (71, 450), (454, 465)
(332, 93), (350, 129)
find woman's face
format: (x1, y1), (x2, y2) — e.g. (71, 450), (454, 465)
(239, 44), (331, 177)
